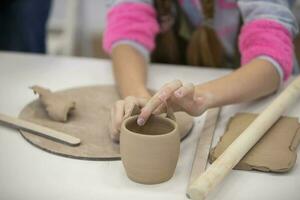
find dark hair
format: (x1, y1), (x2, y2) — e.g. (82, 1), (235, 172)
(151, 0), (183, 64)
(152, 0), (226, 67)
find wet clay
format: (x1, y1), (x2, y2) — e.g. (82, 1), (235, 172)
(31, 86), (76, 122)
(19, 85), (194, 160)
(110, 104), (176, 142)
(120, 115), (180, 184)
(126, 115), (174, 135)
(209, 113), (300, 172)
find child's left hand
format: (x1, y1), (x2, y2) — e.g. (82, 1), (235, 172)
(137, 80), (208, 126)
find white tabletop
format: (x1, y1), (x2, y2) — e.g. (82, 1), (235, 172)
(0, 52), (299, 200)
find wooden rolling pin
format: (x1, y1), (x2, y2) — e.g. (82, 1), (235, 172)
(187, 76), (300, 200)
(0, 113), (81, 146)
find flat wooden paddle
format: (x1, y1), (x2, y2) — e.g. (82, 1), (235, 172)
(0, 113), (81, 146)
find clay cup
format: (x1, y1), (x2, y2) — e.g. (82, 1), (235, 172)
(120, 115), (180, 184)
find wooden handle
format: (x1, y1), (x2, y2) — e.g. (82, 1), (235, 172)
(188, 76), (300, 200)
(0, 113), (81, 146)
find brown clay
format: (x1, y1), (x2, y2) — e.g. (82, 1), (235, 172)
(209, 113), (300, 172)
(120, 115), (180, 184)
(31, 85), (76, 122)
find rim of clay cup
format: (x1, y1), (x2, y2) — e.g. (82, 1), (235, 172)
(121, 115), (178, 138)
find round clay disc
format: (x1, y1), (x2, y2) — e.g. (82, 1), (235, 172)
(19, 85), (194, 160)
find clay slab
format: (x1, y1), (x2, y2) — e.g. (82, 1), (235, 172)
(209, 113), (300, 172)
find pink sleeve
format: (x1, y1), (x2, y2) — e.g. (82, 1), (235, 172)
(103, 2), (160, 54)
(238, 19), (293, 81)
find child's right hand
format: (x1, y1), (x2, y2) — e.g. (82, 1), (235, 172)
(137, 80), (209, 126)
(109, 96), (148, 142)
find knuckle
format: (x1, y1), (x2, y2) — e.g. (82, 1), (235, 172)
(181, 83), (194, 94)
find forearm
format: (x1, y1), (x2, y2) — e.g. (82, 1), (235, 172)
(197, 58), (281, 108)
(111, 44), (151, 99)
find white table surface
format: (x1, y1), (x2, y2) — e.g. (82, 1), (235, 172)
(0, 52), (299, 200)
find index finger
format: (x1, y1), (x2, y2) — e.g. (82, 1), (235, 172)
(137, 80), (182, 125)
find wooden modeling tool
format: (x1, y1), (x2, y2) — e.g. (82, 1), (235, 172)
(0, 113), (81, 146)
(187, 107), (221, 198)
(187, 76), (300, 200)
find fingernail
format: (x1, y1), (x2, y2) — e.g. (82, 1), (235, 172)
(137, 117), (145, 126)
(175, 90), (182, 97)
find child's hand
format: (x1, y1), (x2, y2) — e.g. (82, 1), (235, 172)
(109, 96), (148, 142)
(137, 80), (208, 126)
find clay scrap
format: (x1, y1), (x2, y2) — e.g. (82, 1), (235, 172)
(31, 86), (76, 122)
(209, 113), (300, 173)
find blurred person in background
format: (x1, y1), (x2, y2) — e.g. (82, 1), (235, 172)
(0, 0), (51, 53)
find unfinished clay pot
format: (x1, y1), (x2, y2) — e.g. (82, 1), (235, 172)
(120, 115), (180, 184)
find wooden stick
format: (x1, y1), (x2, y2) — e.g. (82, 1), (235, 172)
(0, 113), (81, 146)
(187, 76), (300, 200)
(187, 107), (221, 196)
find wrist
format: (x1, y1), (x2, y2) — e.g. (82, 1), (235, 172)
(195, 84), (218, 109)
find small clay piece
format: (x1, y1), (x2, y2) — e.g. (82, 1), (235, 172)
(120, 114), (180, 184)
(31, 86), (76, 122)
(209, 113), (300, 172)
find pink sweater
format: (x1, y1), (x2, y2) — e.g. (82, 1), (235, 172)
(103, 0), (298, 81)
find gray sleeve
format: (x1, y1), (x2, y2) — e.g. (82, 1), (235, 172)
(112, 40), (151, 62)
(237, 0), (299, 36)
(257, 55), (284, 87)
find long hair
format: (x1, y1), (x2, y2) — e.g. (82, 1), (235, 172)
(153, 0), (226, 68)
(152, 0), (184, 64)
(186, 25), (225, 67)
